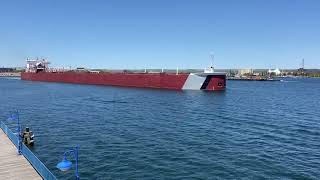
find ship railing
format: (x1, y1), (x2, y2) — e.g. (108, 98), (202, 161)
(42, 68), (203, 74)
(0, 121), (57, 180)
(47, 68), (71, 73)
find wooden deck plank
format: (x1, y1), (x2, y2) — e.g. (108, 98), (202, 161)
(0, 129), (42, 180)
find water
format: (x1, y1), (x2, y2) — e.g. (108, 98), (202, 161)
(0, 77), (319, 179)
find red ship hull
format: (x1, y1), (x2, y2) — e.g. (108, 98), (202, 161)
(21, 72), (226, 91)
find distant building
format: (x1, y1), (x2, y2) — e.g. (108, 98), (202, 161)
(0, 68), (15, 72)
(238, 69), (253, 75)
(268, 68), (281, 75)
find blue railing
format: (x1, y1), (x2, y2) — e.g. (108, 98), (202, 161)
(1, 121), (57, 180)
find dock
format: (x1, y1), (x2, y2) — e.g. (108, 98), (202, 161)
(0, 129), (42, 180)
(227, 76), (280, 81)
(0, 72), (21, 77)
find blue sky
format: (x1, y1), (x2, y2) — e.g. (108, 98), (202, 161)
(0, 0), (319, 69)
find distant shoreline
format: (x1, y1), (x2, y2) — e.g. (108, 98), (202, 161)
(0, 72), (21, 77)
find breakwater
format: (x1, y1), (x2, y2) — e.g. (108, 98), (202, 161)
(0, 72), (21, 77)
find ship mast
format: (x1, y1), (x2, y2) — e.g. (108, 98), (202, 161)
(210, 52), (214, 69)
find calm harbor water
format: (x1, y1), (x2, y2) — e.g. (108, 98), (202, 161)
(0, 77), (319, 179)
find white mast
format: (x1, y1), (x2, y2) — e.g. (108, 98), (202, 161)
(204, 52), (215, 73)
(210, 52), (214, 69)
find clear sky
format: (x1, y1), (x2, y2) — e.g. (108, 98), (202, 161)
(0, 0), (319, 69)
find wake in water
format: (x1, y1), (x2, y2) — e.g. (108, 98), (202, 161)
(280, 80), (298, 83)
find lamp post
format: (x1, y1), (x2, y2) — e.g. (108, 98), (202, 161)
(16, 111), (22, 155)
(7, 110), (22, 155)
(57, 145), (79, 180)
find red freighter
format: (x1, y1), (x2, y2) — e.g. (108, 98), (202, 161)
(21, 59), (226, 91)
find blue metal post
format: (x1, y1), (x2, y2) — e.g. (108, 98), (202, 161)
(16, 111), (22, 155)
(75, 145), (79, 180)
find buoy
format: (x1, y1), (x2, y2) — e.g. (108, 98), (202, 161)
(22, 127), (34, 146)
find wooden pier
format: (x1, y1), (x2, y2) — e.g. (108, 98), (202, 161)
(0, 129), (42, 180)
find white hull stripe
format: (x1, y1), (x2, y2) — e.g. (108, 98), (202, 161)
(182, 73), (206, 90)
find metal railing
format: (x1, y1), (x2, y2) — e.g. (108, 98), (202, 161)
(1, 121), (57, 180)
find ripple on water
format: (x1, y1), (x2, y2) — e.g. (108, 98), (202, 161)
(0, 78), (320, 179)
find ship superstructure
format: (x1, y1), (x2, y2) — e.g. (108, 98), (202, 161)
(26, 58), (50, 73)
